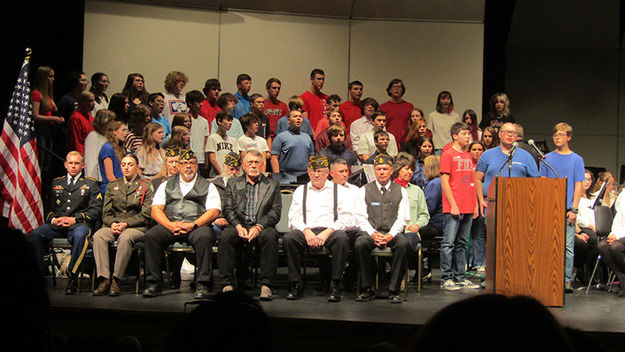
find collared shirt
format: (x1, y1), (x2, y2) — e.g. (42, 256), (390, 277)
(357, 129), (399, 157)
(243, 178), (260, 225)
(152, 174), (221, 211)
(350, 116), (373, 150)
(67, 172), (81, 186)
(355, 180), (410, 237)
(233, 91), (251, 119)
(288, 179), (352, 232)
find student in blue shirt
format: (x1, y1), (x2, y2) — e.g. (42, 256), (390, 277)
(538, 122), (585, 293)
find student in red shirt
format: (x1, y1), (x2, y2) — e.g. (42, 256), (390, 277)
(68, 91), (96, 155)
(300, 68), (328, 130)
(339, 80), (363, 135)
(439, 122), (480, 291)
(380, 79), (414, 149)
(263, 78), (289, 138)
(200, 78), (222, 126)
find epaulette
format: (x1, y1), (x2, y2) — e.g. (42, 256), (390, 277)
(54, 176), (66, 180)
(84, 176), (97, 181)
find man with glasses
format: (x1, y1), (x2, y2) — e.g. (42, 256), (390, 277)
(143, 149), (222, 299)
(538, 123), (585, 293)
(474, 122), (538, 217)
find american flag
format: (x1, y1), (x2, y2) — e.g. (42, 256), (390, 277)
(0, 54), (44, 233)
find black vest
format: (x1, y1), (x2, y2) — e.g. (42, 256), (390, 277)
(165, 175), (210, 222)
(364, 181), (403, 233)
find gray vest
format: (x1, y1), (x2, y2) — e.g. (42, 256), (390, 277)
(165, 175), (210, 222)
(364, 181), (403, 233)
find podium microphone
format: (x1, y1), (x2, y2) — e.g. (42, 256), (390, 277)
(508, 142), (518, 157)
(527, 139), (546, 160)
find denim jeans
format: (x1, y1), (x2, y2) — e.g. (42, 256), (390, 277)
(469, 214), (486, 268)
(440, 213), (473, 282)
(565, 221), (575, 283)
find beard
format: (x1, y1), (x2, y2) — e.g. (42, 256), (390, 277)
(329, 141), (345, 153)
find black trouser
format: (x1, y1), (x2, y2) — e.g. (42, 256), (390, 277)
(573, 227), (599, 269)
(283, 228), (352, 283)
(354, 232), (411, 293)
(144, 224), (216, 284)
(598, 238), (625, 288)
(218, 225), (279, 287)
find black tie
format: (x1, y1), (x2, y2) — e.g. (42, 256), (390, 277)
(69, 176), (76, 186)
(380, 186), (387, 195)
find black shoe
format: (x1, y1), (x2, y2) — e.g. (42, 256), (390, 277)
(286, 282), (304, 300)
(65, 277), (78, 295)
(328, 282), (342, 302)
(565, 282), (574, 294)
(389, 291), (402, 304)
(194, 282), (210, 299)
(355, 287), (376, 302)
(142, 283), (162, 298)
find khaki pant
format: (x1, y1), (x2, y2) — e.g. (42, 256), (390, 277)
(93, 227), (145, 280)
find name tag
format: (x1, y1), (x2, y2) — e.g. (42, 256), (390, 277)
(371, 202), (381, 206)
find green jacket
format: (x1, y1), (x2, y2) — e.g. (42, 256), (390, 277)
(102, 176), (154, 232)
(406, 183), (430, 229)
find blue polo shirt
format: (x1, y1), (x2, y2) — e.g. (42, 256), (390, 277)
(475, 145), (538, 197)
(233, 91), (250, 119)
(538, 151), (585, 209)
(274, 115), (314, 140)
(271, 129), (314, 173)
(151, 114), (171, 140)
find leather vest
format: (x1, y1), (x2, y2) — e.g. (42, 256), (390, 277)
(164, 175), (210, 222)
(364, 181), (402, 233)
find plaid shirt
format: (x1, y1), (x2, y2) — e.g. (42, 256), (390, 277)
(243, 178), (260, 225)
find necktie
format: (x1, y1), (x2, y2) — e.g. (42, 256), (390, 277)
(380, 186), (387, 195)
(69, 176), (76, 186)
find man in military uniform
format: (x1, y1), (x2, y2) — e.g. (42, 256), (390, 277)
(28, 151), (102, 294)
(142, 149), (221, 299)
(218, 150), (281, 300)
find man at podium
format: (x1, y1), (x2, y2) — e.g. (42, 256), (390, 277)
(474, 122), (538, 215)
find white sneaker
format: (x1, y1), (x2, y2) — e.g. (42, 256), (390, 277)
(455, 279), (480, 289)
(441, 279), (461, 291)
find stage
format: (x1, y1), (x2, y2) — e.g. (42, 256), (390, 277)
(46, 269), (625, 352)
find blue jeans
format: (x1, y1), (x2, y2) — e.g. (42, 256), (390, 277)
(565, 221), (575, 283)
(469, 214), (486, 268)
(440, 213), (473, 282)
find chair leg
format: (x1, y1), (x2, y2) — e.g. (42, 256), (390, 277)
(585, 255), (601, 294)
(417, 247), (422, 293)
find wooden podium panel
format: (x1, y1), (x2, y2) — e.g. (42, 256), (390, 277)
(485, 177), (566, 307)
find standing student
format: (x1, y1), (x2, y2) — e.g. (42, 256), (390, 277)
(135, 123), (166, 179)
(439, 122), (480, 291)
(339, 80), (364, 135)
(90, 72), (110, 116)
(380, 79), (414, 149)
(122, 73), (149, 112)
(162, 71), (189, 122)
(350, 97), (378, 149)
(300, 68), (329, 130)
(263, 78), (289, 138)
(538, 122), (585, 293)
(98, 121), (128, 194)
(206, 111), (241, 177)
(238, 113), (269, 173)
(67, 91), (96, 155)
(233, 74), (252, 119)
(200, 78), (222, 126)
(427, 91), (461, 154)
(186, 90), (210, 177)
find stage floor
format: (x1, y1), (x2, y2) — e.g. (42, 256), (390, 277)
(46, 268), (625, 351)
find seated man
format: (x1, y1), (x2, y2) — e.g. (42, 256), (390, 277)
(28, 151), (102, 294)
(271, 109), (315, 181)
(142, 149), (221, 299)
(218, 150), (281, 300)
(363, 130), (392, 164)
(353, 154), (411, 303)
(283, 154), (355, 302)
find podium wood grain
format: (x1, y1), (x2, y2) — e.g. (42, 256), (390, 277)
(486, 177), (566, 307)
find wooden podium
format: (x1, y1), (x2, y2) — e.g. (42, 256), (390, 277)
(485, 177), (567, 307)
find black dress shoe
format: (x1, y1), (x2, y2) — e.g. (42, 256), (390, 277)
(142, 284), (162, 298)
(389, 292), (402, 304)
(65, 277), (78, 295)
(194, 282), (210, 299)
(565, 282), (574, 294)
(286, 282), (303, 300)
(355, 287), (376, 302)
(328, 282), (342, 302)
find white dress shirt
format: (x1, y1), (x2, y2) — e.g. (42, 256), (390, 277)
(611, 191), (625, 239)
(288, 179), (353, 232)
(152, 174), (221, 212)
(354, 180), (410, 237)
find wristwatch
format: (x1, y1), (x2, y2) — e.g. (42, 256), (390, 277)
(569, 208), (578, 214)
(192, 221), (199, 229)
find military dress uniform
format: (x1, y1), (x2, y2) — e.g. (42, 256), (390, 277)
(92, 176), (154, 287)
(29, 173), (102, 278)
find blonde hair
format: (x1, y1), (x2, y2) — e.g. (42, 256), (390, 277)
(105, 121), (127, 162)
(140, 123), (164, 163)
(164, 71), (189, 93)
(553, 122), (573, 136)
(423, 155), (441, 180)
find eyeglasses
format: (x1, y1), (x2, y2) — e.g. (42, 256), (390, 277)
(178, 160), (198, 166)
(500, 130), (517, 135)
(553, 133), (568, 138)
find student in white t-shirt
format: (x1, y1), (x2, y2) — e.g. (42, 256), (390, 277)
(206, 111), (242, 177)
(186, 90), (210, 177)
(162, 71), (189, 122)
(238, 113), (269, 173)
